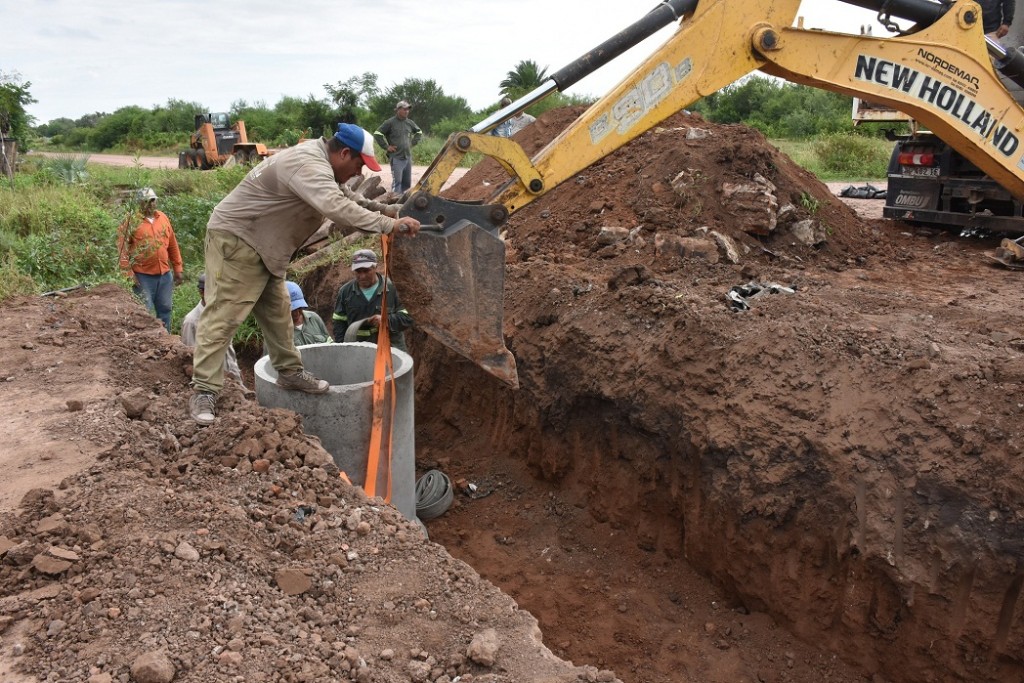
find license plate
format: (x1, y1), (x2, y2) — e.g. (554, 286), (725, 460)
(900, 166), (940, 178)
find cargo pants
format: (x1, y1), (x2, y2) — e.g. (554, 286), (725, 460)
(192, 230), (303, 395)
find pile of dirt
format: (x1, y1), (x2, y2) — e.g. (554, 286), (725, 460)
(0, 286), (620, 683)
(441, 107), (876, 264)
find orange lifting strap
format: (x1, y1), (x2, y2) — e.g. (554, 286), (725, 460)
(363, 233), (397, 502)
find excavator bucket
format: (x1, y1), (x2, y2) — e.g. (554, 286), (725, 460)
(390, 196), (518, 388)
(987, 237), (1024, 269)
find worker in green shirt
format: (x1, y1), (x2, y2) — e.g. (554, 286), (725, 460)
(288, 281), (331, 346)
(374, 100), (422, 194)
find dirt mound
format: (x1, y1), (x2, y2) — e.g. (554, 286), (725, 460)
(445, 107), (875, 264)
(0, 287), (619, 683)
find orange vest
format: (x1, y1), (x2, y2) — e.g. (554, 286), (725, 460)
(117, 210), (183, 277)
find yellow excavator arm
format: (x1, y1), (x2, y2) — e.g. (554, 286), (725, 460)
(395, 0), (1024, 388)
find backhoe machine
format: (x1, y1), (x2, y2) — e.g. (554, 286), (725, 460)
(179, 112), (269, 169)
(396, 0), (1024, 388)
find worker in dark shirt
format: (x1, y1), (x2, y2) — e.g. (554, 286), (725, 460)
(332, 249), (412, 352)
(978, 0), (1014, 39)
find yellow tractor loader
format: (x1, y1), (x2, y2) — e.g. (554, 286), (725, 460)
(399, 0), (1024, 388)
(178, 112), (269, 169)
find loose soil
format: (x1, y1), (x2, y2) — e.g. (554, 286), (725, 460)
(3, 109), (1022, 683)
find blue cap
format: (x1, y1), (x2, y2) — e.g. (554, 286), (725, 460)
(286, 281), (308, 311)
(333, 123), (381, 172)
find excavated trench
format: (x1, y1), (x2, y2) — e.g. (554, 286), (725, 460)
(407, 335), (1023, 683)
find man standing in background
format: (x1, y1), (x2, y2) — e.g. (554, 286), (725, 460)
(117, 187), (183, 332)
(491, 97), (536, 138)
(374, 101), (422, 194)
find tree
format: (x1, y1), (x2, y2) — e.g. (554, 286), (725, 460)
(150, 99), (206, 134)
(89, 106), (149, 151)
(0, 72), (37, 150)
(229, 99), (277, 145)
(74, 112), (106, 128)
(35, 117), (76, 139)
(690, 75), (863, 139)
(499, 60), (549, 99)
(296, 95), (340, 138)
(324, 72), (380, 124)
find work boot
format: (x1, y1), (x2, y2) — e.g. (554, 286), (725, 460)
(276, 369), (330, 394)
(189, 391), (216, 426)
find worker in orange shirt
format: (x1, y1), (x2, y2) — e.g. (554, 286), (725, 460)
(117, 187), (184, 331)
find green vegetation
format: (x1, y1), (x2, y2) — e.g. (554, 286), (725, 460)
(25, 64), (593, 163)
(0, 161), (251, 339)
(1, 72), (36, 151)
(500, 60), (549, 98)
(772, 136), (892, 180)
(693, 75), (902, 180)
(812, 134), (893, 179)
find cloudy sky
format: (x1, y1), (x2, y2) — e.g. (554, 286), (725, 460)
(9, 0), (884, 124)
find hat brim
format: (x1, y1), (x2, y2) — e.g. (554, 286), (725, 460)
(361, 152), (382, 172)
(290, 299), (308, 310)
(351, 262), (378, 271)
(356, 152), (380, 174)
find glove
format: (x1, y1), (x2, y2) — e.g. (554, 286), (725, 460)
(342, 177), (407, 218)
(345, 175), (387, 201)
(382, 189), (412, 204)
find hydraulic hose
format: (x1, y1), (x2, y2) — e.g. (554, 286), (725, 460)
(473, 0), (696, 134)
(415, 470), (453, 520)
(548, 0), (699, 90)
(841, 0), (1024, 89)
(838, 0), (951, 26)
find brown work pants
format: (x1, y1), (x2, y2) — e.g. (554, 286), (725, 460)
(192, 230), (302, 394)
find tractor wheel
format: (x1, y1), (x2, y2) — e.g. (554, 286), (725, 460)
(233, 150), (248, 165)
(197, 150), (211, 170)
(248, 149), (262, 165)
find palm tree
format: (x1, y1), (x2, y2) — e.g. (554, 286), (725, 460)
(499, 60), (549, 99)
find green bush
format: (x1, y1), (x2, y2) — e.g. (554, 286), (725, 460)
(0, 157), (270, 345)
(0, 186), (101, 237)
(36, 154), (90, 185)
(431, 113), (480, 140)
(0, 252), (36, 300)
(14, 201), (119, 289)
(158, 194), (220, 268)
(170, 278), (202, 335)
(813, 134), (891, 178)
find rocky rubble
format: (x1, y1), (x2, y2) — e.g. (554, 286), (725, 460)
(0, 287), (622, 683)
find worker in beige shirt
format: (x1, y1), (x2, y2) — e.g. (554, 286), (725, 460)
(189, 123), (420, 425)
